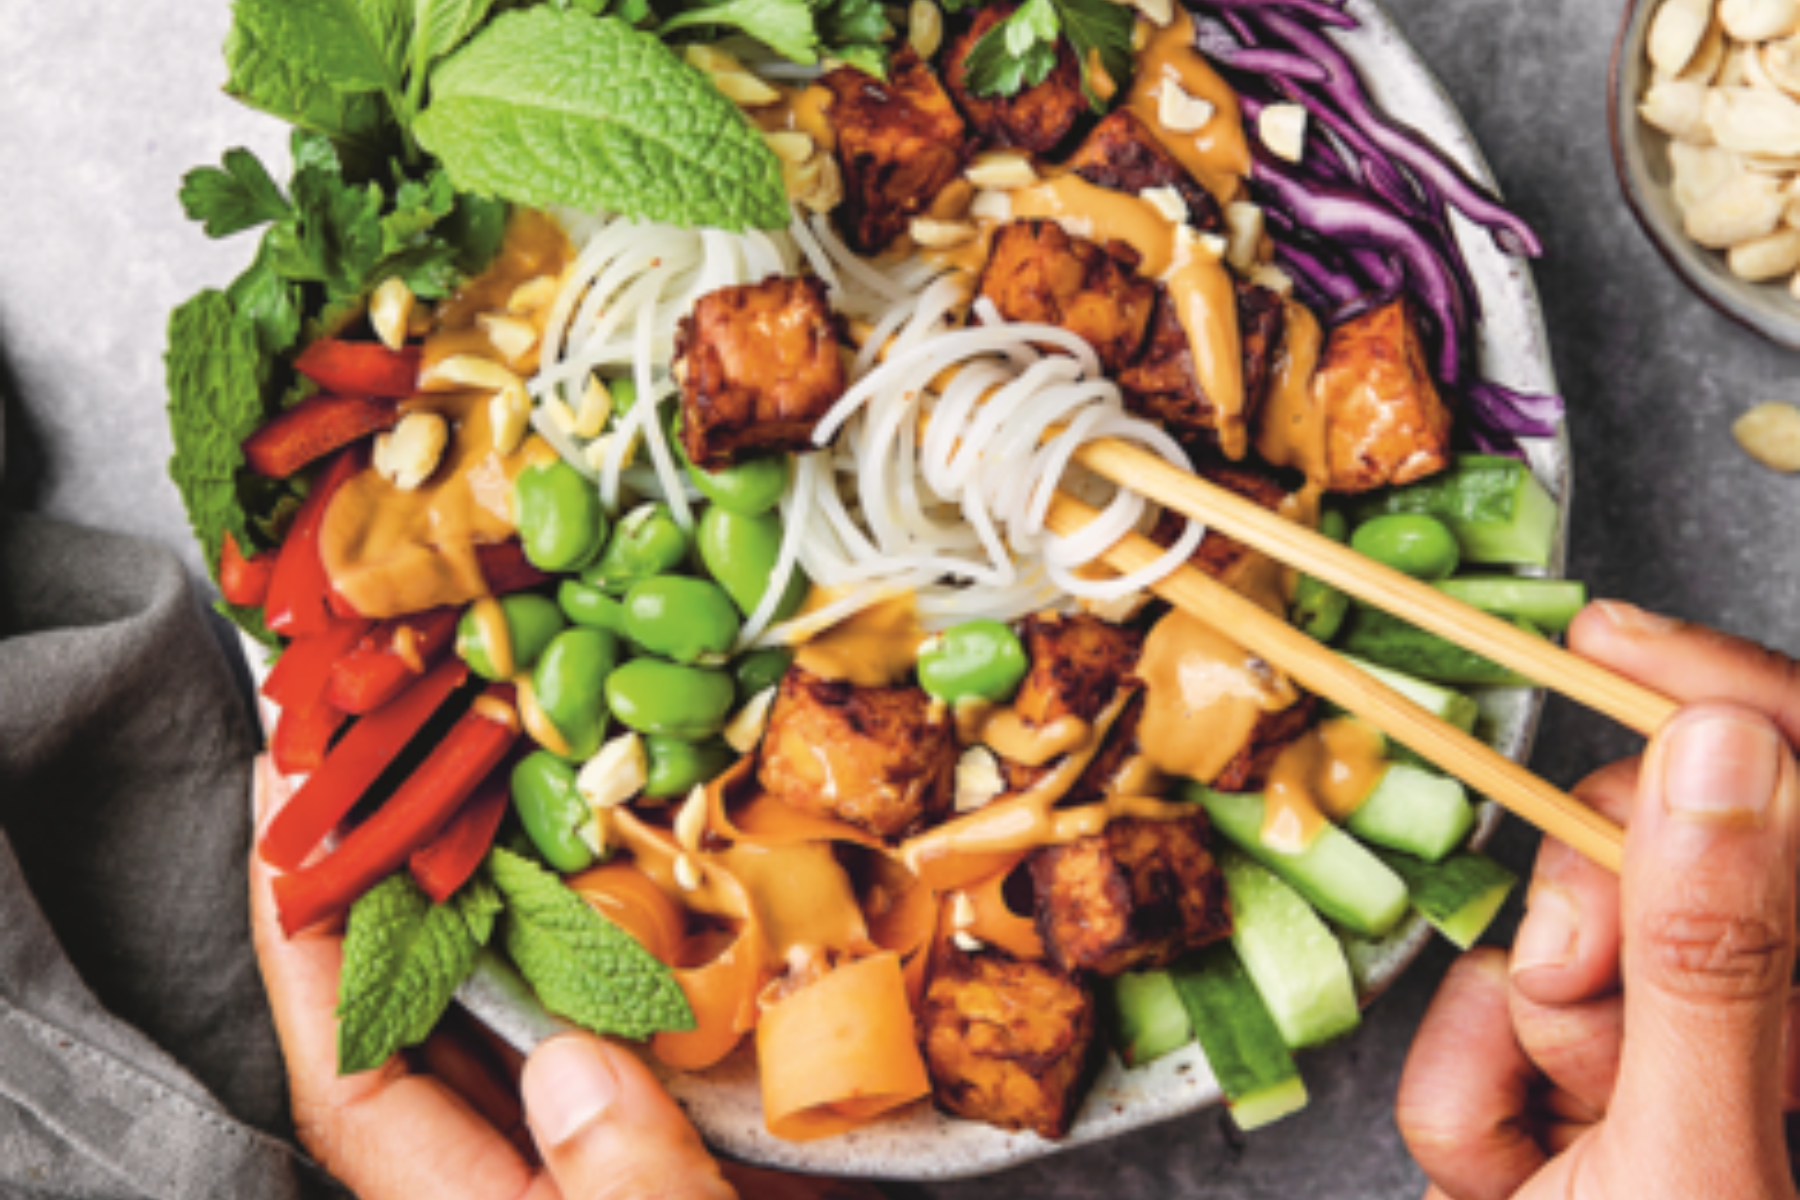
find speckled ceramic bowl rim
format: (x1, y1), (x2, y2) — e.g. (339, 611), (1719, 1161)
(246, 0), (1569, 1176)
(1609, 0), (1800, 349)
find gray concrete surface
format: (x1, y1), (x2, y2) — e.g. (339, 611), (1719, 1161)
(4, 1), (1798, 1197)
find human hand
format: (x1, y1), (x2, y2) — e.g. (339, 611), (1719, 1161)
(250, 774), (878, 1200)
(1397, 602), (1800, 1200)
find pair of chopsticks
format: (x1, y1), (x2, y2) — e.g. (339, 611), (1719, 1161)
(1055, 440), (1674, 874)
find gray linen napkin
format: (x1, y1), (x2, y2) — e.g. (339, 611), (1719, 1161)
(0, 404), (342, 1196)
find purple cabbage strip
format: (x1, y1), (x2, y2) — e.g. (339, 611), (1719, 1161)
(1466, 380), (1564, 438)
(1251, 10), (1545, 258)
(1191, 12), (1331, 80)
(1345, 245), (1403, 294)
(1198, 0), (1358, 31)
(1274, 241), (1364, 307)
(1252, 148), (1465, 381)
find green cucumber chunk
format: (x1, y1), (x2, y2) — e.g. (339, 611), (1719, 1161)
(1351, 454), (1558, 567)
(1102, 971), (1193, 1068)
(1336, 655), (1479, 733)
(1337, 606), (1535, 687)
(1345, 764), (1475, 863)
(1219, 850), (1360, 1050)
(1434, 576), (1588, 634)
(1171, 944), (1308, 1130)
(1189, 785), (1410, 938)
(1376, 848), (1518, 950)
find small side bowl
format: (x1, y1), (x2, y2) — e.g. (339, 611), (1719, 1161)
(1610, 0), (1800, 348)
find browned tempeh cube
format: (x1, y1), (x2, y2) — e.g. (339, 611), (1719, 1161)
(1120, 280), (1287, 446)
(1311, 298), (1453, 493)
(1066, 109), (1224, 233)
(943, 5), (1087, 154)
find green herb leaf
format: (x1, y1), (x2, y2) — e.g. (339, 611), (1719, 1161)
(414, 0), (499, 67)
(1052, 0), (1133, 110)
(962, 7), (1058, 98)
(486, 847), (694, 1040)
(661, 0), (821, 64)
(226, 247), (304, 356)
(829, 42), (890, 76)
(180, 149), (292, 239)
(232, 0), (412, 99)
(336, 872), (504, 1076)
(164, 290), (270, 583)
(222, 19), (390, 154)
(816, 0), (893, 51)
(414, 9), (789, 231)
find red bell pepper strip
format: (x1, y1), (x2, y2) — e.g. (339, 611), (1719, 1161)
(265, 447), (365, 639)
(409, 767), (511, 903)
(293, 339), (423, 398)
(273, 685), (521, 935)
(260, 657), (469, 872)
(270, 701), (349, 778)
(220, 533), (277, 608)
(262, 618), (375, 715)
(242, 393), (400, 479)
(326, 607), (460, 715)
(477, 540), (551, 596)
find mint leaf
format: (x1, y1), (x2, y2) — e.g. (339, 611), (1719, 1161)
(415, 9), (789, 231)
(486, 847), (694, 1040)
(415, 0), (499, 66)
(661, 0), (821, 64)
(232, 0), (411, 99)
(1053, 0), (1133, 110)
(336, 872), (504, 1075)
(180, 149), (292, 239)
(223, 18), (390, 152)
(164, 291), (269, 581)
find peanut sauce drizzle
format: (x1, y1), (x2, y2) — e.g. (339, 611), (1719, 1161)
(1259, 716), (1389, 853)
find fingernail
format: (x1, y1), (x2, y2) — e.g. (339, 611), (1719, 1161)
(1594, 600), (1680, 636)
(524, 1036), (622, 1147)
(1511, 884), (1578, 978)
(1660, 712), (1782, 824)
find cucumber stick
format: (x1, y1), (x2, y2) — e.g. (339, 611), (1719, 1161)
(1347, 764), (1475, 863)
(1352, 454), (1558, 567)
(1376, 848), (1518, 950)
(1190, 786), (1409, 937)
(1103, 971), (1193, 1067)
(1337, 655), (1479, 734)
(1170, 945), (1308, 1130)
(1338, 606), (1534, 687)
(1219, 850), (1360, 1050)
(1434, 576), (1587, 634)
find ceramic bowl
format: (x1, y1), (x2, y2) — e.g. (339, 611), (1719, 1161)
(248, 0), (1569, 1175)
(1611, 0), (1800, 348)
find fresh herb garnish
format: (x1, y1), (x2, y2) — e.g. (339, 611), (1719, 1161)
(414, 9), (790, 231)
(486, 847), (695, 1040)
(657, 0), (893, 72)
(336, 871), (504, 1075)
(962, 0), (1134, 110)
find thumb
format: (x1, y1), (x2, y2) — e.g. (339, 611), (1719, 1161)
(1606, 703), (1800, 1197)
(521, 1033), (737, 1200)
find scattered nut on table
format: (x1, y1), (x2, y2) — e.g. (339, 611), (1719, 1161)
(1732, 400), (1800, 470)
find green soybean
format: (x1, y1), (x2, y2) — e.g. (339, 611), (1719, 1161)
(622, 576), (741, 665)
(644, 734), (738, 798)
(532, 628), (619, 761)
(1292, 508), (1351, 642)
(733, 647), (792, 704)
(670, 413), (790, 516)
(457, 594), (566, 681)
(918, 619), (1029, 705)
(511, 751), (598, 874)
(583, 503), (690, 595)
(605, 659), (736, 740)
(559, 580), (630, 637)
(609, 376), (639, 414)
(514, 460), (608, 573)
(696, 505), (808, 621)
(1352, 513), (1462, 581)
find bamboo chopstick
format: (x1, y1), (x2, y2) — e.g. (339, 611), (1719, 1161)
(1072, 438), (1679, 740)
(1045, 493), (1627, 873)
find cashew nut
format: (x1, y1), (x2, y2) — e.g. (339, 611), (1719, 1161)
(1721, 0), (1799, 43)
(1728, 225), (1800, 277)
(1705, 86), (1800, 156)
(1670, 140), (1743, 212)
(1640, 77), (1713, 141)
(1684, 170), (1786, 245)
(1650, 0), (1715, 75)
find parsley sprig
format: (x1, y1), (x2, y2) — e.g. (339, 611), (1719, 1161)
(961, 0), (1135, 109)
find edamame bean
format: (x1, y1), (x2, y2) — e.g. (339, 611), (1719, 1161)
(732, 647), (792, 704)
(609, 377), (639, 413)
(696, 505), (808, 620)
(622, 576), (740, 665)
(1351, 513), (1461, 581)
(917, 619), (1028, 704)
(532, 627), (619, 761)
(457, 594), (567, 681)
(1292, 508), (1351, 642)
(643, 734), (737, 798)
(559, 580), (630, 637)
(514, 460), (609, 573)
(511, 751), (598, 874)
(670, 414), (789, 516)
(605, 659), (735, 740)
(582, 503), (690, 595)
